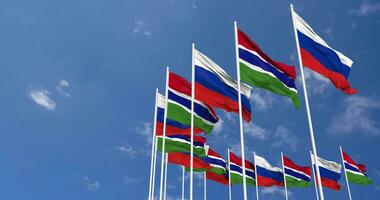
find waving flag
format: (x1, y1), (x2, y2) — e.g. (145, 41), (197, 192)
(311, 154), (342, 190)
(168, 72), (219, 134)
(156, 92), (203, 136)
(283, 155), (312, 187)
(204, 148), (227, 175)
(206, 172), (229, 185)
(292, 10), (357, 94)
(156, 135), (207, 157)
(229, 152), (255, 185)
(255, 154), (284, 187)
(194, 49), (252, 122)
(168, 152), (212, 171)
(342, 150), (372, 185)
(237, 27), (300, 107)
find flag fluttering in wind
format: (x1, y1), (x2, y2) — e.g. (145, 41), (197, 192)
(342, 150), (372, 185)
(311, 154), (342, 191)
(194, 48), (252, 122)
(229, 152), (256, 185)
(156, 92), (203, 136)
(156, 135), (207, 157)
(283, 155), (312, 187)
(206, 171), (229, 185)
(292, 10), (357, 94)
(204, 148), (228, 175)
(255, 154), (284, 187)
(168, 152), (212, 171)
(237, 27), (300, 107)
(167, 72), (219, 134)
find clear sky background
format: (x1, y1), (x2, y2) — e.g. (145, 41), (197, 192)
(0, 0), (379, 199)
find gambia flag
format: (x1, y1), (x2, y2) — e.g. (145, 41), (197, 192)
(236, 26), (300, 107)
(156, 135), (207, 157)
(167, 72), (219, 134)
(283, 155), (312, 187)
(168, 152), (212, 171)
(229, 152), (256, 185)
(342, 150), (372, 185)
(204, 148), (227, 175)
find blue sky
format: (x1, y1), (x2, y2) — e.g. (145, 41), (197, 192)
(0, 0), (379, 199)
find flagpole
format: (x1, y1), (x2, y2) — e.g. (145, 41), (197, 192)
(182, 166), (185, 200)
(152, 138), (158, 200)
(290, 4), (324, 200)
(159, 67), (170, 200)
(253, 152), (259, 200)
(310, 151), (320, 200)
(148, 89), (159, 200)
(228, 148), (232, 200)
(164, 153), (168, 200)
(280, 153), (289, 200)
(204, 172), (207, 200)
(234, 20), (248, 200)
(340, 146), (353, 200)
(190, 43), (195, 200)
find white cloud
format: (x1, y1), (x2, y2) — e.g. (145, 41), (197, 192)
(212, 118), (223, 134)
(261, 187), (292, 197)
(350, 1), (380, 16)
(56, 79), (71, 97)
(115, 143), (138, 158)
(244, 123), (269, 140)
(191, 0), (198, 9)
(272, 126), (299, 152)
(328, 96), (380, 135)
(83, 176), (100, 191)
(136, 122), (153, 143)
(124, 177), (141, 184)
(302, 68), (330, 94)
(251, 91), (275, 111)
(133, 19), (152, 37)
(29, 88), (56, 111)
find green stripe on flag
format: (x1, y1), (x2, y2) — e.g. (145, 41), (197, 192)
(156, 137), (206, 157)
(285, 176), (312, 188)
(167, 102), (214, 133)
(230, 173), (256, 186)
(239, 62), (300, 108)
(347, 172), (373, 185)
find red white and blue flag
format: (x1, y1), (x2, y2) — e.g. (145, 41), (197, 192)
(155, 92), (203, 136)
(194, 49), (252, 122)
(311, 154), (342, 191)
(255, 154), (284, 187)
(293, 10), (357, 94)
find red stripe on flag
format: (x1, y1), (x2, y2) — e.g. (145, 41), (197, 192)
(257, 176), (284, 187)
(168, 152), (211, 170)
(229, 152), (255, 170)
(155, 122), (203, 136)
(206, 172), (229, 185)
(283, 156), (311, 176)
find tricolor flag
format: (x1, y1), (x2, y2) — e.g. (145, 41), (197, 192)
(311, 154), (342, 191)
(156, 135), (207, 157)
(342, 150), (372, 185)
(237, 27), (300, 107)
(255, 154), (284, 187)
(168, 152), (212, 171)
(168, 72), (219, 134)
(194, 48), (252, 122)
(206, 171), (229, 185)
(155, 92), (203, 136)
(283, 155), (312, 187)
(292, 10), (357, 94)
(204, 148), (228, 175)
(229, 152), (255, 185)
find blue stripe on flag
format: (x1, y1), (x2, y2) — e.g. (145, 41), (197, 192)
(344, 163), (362, 174)
(157, 107), (192, 129)
(285, 168), (310, 182)
(256, 166), (284, 183)
(318, 166), (341, 181)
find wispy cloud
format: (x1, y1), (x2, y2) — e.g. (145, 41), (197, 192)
(213, 118), (224, 134)
(272, 126), (299, 152)
(302, 68), (330, 94)
(29, 88), (56, 111)
(136, 122), (153, 143)
(114, 143), (138, 158)
(83, 176), (100, 191)
(133, 19), (152, 37)
(56, 79), (71, 97)
(191, 0), (198, 9)
(124, 176), (141, 184)
(251, 91), (275, 111)
(244, 123), (269, 140)
(350, 1), (380, 16)
(261, 187), (292, 197)
(328, 96), (380, 135)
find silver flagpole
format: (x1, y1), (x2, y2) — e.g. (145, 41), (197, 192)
(310, 151), (320, 200)
(163, 153), (168, 200)
(182, 166), (185, 200)
(148, 89), (159, 200)
(253, 152), (259, 200)
(159, 67), (170, 200)
(190, 43), (195, 200)
(290, 4), (324, 200)
(228, 148), (232, 200)
(340, 146), (353, 200)
(152, 137), (158, 200)
(281, 152), (289, 200)
(204, 172), (207, 200)
(233, 20), (248, 200)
